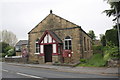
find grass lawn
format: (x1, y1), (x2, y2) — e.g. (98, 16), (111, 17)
(78, 53), (106, 67)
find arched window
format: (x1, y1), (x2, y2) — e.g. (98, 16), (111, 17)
(35, 38), (40, 54)
(64, 36), (72, 50)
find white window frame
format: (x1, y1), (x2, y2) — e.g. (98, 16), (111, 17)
(35, 41), (40, 54)
(64, 37), (72, 50)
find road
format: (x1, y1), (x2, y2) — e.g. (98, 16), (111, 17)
(1, 62), (119, 80)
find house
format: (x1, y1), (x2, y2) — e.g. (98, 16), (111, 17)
(28, 10), (93, 64)
(15, 40), (28, 57)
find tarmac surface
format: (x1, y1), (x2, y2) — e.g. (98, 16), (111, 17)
(5, 62), (119, 76)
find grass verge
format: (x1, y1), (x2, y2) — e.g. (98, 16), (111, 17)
(78, 53), (106, 67)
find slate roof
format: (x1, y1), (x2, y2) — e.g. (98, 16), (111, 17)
(16, 40), (28, 46)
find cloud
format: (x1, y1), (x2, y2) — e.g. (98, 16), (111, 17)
(1, 0), (113, 40)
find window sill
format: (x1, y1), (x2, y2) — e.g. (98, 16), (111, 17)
(34, 53), (40, 54)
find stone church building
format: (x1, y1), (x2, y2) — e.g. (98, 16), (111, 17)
(28, 10), (93, 64)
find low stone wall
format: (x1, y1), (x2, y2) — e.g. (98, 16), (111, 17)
(5, 57), (28, 63)
(107, 59), (119, 67)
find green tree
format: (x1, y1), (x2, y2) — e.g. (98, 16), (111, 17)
(88, 30), (96, 40)
(100, 34), (106, 46)
(0, 42), (15, 57)
(103, 1), (120, 20)
(105, 29), (118, 46)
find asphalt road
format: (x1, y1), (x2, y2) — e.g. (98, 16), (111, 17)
(2, 62), (119, 80)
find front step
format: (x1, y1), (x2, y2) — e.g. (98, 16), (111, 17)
(45, 62), (52, 64)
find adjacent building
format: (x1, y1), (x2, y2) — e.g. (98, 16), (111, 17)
(15, 40), (28, 57)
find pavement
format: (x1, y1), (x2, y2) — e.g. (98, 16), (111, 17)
(4, 62), (119, 75)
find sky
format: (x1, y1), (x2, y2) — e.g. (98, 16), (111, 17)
(0, 0), (114, 40)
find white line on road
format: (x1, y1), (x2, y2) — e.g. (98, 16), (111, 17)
(17, 72), (43, 79)
(2, 69), (8, 72)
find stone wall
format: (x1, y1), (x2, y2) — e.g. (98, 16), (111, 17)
(5, 57), (28, 63)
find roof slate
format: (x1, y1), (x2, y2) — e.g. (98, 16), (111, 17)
(16, 40), (28, 46)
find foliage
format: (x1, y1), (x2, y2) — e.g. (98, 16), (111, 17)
(78, 54), (106, 67)
(100, 34), (106, 46)
(93, 45), (103, 51)
(88, 30), (96, 40)
(0, 42), (9, 53)
(103, 46), (119, 61)
(113, 24), (120, 29)
(105, 29), (118, 46)
(80, 59), (87, 63)
(0, 42), (15, 57)
(7, 49), (15, 57)
(103, 1), (120, 20)
(2, 53), (6, 57)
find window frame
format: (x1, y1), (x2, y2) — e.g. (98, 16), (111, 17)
(64, 36), (72, 50)
(35, 40), (40, 54)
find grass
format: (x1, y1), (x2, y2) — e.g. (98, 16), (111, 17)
(78, 53), (106, 67)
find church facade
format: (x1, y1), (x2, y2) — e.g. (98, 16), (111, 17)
(28, 11), (93, 64)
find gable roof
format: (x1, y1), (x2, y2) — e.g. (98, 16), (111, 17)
(28, 11), (91, 39)
(16, 40), (28, 46)
(28, 12), (79, 34)
(39, 30), (62, 43)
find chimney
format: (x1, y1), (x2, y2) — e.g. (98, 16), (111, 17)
(50, 10), (52, 14)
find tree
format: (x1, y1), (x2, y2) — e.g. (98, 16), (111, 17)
(103, 1), (120, 20)
(88, 30), (96, 40)
(1, 30), (18, 47)
(0, 42), (15, 57)
(105, 29), (118, 46)
(100, 34), (106, 46)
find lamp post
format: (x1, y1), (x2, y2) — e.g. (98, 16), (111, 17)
(114, 5), (120, 53)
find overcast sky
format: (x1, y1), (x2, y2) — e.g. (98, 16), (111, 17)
(0, 0), (114, 40)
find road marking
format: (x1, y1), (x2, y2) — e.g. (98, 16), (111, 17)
(2, 69), (8, 72)
(17, 72), (43, 78)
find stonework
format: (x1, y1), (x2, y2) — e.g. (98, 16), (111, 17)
(28, 12), (93, 64)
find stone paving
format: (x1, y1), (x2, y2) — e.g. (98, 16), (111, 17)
(5, 62), (119, 75)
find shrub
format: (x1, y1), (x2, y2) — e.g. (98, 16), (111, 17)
(7, 49), (14, 57)
(78, 54), (106, 67)
(103, 46), (119, 61)
(80, 59), (87, 63)
(2, 53), (6, 57)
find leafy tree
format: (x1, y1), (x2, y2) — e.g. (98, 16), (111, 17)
(0, 42), (15, 57)
(105, 29), (118, 46)
(100, 34), (106, 46)
(113, 24), (120, 29)
(0, 42), (9, 53)
(7, 49), (15, 57)
(88, 30), (96, 40)
(103, 1), (120, 20)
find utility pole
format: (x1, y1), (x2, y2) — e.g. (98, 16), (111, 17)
(114, 5), (120, 53)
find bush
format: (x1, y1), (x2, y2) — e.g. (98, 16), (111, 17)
(78, 54), (106, 67)
(93, 45), (104, 51)
(93, 45), (104, 54)
(80, 59), (87, 63)
(1, 53), (6, 57)
(103, 46), (119, 61)
(7, 49), (14, 57)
